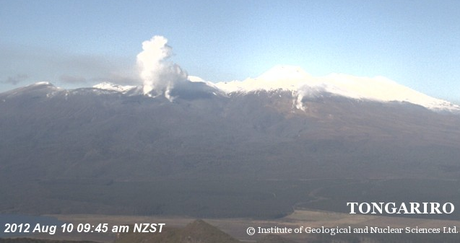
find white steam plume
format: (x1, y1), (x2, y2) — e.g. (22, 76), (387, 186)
(136, 35), (187, 97)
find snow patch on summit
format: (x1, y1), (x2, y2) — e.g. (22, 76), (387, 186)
(93, 82), (136, 93)
(215, 65), (308, 93)
(215, 65), (460, 112)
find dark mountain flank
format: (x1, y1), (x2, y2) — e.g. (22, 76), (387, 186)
(1, 83), (460, 218)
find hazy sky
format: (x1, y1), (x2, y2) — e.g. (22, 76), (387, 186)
(1, 0), (459, 102)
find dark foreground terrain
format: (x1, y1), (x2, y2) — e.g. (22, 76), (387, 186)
(2, 178), (460, 220)
(3, 219), (460, 243)
(114, 219), (460, 243)
(0, 239), (97, 243)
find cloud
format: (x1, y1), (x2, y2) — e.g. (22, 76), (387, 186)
(136, 36), (188, 97)
(59, 73), (140, 86)
(59, 74), (88, 84)
(0, 45), (138, 88)
(101, 74), (140, 86)
(0, 37), (218, 99)
(1, 74), (29, 85)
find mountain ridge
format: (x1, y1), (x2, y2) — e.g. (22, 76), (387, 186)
(2, 66), (459, 114)
(3, 64), (458, 112)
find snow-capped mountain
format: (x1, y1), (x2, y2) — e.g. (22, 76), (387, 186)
(93, 82), (137, 94)
(1, 66), (458, 115)
(215, 65), (459, 112)
(84, 66), (460, 112)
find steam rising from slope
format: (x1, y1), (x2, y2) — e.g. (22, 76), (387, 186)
(132, 36), (458, 111)
(215, 65), (460, 112)
(136, 36), (188, 98)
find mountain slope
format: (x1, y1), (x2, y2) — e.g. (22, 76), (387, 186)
(1, 79), (460, 218)
(1, 81), (460, 181)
